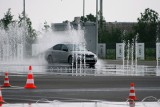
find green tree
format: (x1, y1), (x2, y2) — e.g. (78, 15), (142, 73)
(80, 14), (96, 22)
(18, 13), (37, 40)
(134, 8), (160, 43)
(105, 27), (122, 43)
(0, 8), (15, 29)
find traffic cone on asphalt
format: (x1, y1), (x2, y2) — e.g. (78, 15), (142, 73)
(0, 88), (4, 103)
(128, 82), (137, 101)
(0, 103), (3, 107)
(24, 66), (36, 89)
(3, 72), (11, 87)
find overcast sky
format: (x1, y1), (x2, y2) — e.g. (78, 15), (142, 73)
(0, 0), (160, 30)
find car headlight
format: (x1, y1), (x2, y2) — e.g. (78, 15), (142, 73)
(94, 55), (98, 59)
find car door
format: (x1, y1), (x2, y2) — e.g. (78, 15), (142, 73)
(61, 44), (69, 63)
(52, 44), (62, 62)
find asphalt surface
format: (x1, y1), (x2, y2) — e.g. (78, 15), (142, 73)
(0, 59), (159, 103)
(1, 74), (160, 103)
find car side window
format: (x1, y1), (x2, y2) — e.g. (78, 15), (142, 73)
(53, 44), (62, 50)
(61, 44), (68, 51)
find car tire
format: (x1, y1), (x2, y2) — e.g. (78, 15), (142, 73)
(47, 55), (53, 64)
(89, 64), (95, 68)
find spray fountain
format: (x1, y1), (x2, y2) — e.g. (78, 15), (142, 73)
(33, 22), (88, 75)
(118, 32), (146, 75)
(0, 22), (27, 64)
(0, 20), (90, 75)
(156, 24), (160, 76)
(0, 20), (159, 76)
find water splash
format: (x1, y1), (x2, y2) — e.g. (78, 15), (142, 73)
(34, 22), (87, 75)
(135, 33), (139, 71)
(0, 21), (28, 64)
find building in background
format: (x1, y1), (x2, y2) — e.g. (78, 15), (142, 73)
(98, 43), (106, 58)
(51, 18), (97, 54)
(51, 17), (137, 58)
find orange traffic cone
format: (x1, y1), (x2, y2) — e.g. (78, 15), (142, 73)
(0, 88), (4, 103)
(129, 83), (137, 101)
(24, 66), (36, 89)
(3, 72), (11, 87)
(0, 103), (3, 107)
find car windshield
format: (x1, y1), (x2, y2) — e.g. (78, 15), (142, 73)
(67, 44), (87, 51)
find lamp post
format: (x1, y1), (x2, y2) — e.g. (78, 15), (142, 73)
(96, 0), (99, 55)
(23, 0), (26, 61)
(83, 0), (85, 19)
(100, 0), (103, 21)
(23, 0), (25, 18)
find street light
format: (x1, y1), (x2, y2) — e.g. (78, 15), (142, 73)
(96, 0), (98, 55)
(83, 0), (85, 19)
(23, 0), (25, 18)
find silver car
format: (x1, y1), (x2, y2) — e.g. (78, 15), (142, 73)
(45, 43), (98, 66)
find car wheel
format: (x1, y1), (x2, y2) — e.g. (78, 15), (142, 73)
(47, 55), (53, 64)
(89, 64), (95, 68)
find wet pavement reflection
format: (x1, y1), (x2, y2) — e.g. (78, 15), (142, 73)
(0, 59), (159, 76)
(0, 60), (159, 106)
(46, 59), (160, 76)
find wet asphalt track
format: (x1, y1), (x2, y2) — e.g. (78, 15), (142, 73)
(0, 59), (160, 103)
(1, 74), (160, 103)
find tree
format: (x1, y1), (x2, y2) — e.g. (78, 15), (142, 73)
(80, 14), (96, 22)
(0, 8), (15, 29)
(134, 8), (160, 43)
(18, 13), (37, 40)
(102, 27), (122, 43)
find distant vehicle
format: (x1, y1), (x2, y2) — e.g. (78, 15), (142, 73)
(45, 43), (98, 67)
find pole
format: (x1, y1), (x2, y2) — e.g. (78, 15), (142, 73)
(100, 0), (103, 21)
(23, 0), (26, 61)
(96, 0), (99, 55)
(23, 0), (25, 18)
(83, 0), (85, 20)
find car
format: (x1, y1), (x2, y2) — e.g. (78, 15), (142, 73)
(45, 43), (98, 67)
